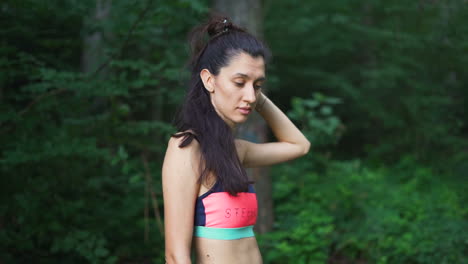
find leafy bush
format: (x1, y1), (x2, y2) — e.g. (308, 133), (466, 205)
(260, 158), (468, 264)
(288, 93), (343, 150)
(258, 160), (333, 264)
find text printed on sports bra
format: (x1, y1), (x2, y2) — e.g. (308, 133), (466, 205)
(224, 207), (257, 219)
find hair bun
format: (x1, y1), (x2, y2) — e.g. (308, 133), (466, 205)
(186, 15), (247, 69)
(207, 17), (233, 37)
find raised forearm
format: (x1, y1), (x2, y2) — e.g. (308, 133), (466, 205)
(256, 93), (311, 153)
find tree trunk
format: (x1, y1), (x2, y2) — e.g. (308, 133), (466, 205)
(81, 0), (111, 74)
(212, 0), (274, 234)
(81, 0), (112, 116)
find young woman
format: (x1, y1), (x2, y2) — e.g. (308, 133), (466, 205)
(162, 16), (310, 264)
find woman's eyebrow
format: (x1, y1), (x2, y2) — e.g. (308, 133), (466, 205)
(233, 73), (266, 81)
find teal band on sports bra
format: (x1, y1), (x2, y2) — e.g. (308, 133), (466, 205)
(194, 225), (255, 240)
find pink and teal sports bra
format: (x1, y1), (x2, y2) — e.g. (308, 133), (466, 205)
(194, 180), (258, 240)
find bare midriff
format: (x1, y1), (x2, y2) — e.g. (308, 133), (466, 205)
(194, 236), (262, 264)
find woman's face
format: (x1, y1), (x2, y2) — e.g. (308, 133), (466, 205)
(200, 52), (266, 129)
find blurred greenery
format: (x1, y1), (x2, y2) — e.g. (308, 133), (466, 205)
(1, 0), (467, 263)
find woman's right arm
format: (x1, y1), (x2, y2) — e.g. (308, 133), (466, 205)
(162, 136), (201, 264)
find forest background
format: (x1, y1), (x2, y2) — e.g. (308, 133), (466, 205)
(1, 0), (467, 263)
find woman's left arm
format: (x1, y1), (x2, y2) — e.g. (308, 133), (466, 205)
(237, 92), (311, 168)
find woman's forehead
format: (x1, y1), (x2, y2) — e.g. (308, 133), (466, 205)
(221, 52), (265, 79)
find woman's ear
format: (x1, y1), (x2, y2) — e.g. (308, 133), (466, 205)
(200, 69), (215, 93)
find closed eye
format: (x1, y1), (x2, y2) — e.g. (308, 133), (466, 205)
(235, 82), (262, 90)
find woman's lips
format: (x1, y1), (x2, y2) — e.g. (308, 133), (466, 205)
(238, 107), (251, 115)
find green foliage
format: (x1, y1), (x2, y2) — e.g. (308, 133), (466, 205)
(259, 158), (468, 264)
(51, 230), (117, 264)
(261, 61), (468, 262)
(258, 163), (333, 264)
(265, 0), (468, 166)
(0, 0), (209, 263)
(2, 0), (467, 263)
(263, 6), (468, 260)
(288, 92), (343, 150)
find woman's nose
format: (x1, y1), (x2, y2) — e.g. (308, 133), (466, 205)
(244, 85), (256, 103)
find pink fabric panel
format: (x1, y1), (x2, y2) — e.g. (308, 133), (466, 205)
(203, 192), (258, 228)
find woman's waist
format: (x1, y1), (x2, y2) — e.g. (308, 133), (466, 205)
(194, 235), (262, 264)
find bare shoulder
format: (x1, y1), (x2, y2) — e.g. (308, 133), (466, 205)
(164, 132), (201, 164)
(163, 132), (202, 184)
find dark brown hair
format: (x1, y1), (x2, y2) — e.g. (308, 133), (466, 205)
(172, 15), (271, 195)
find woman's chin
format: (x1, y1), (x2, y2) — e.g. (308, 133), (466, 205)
(235, 115), (250, 123)
(223, 114), (250, 129)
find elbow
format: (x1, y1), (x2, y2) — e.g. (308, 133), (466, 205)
(302, 140), (311, 155)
